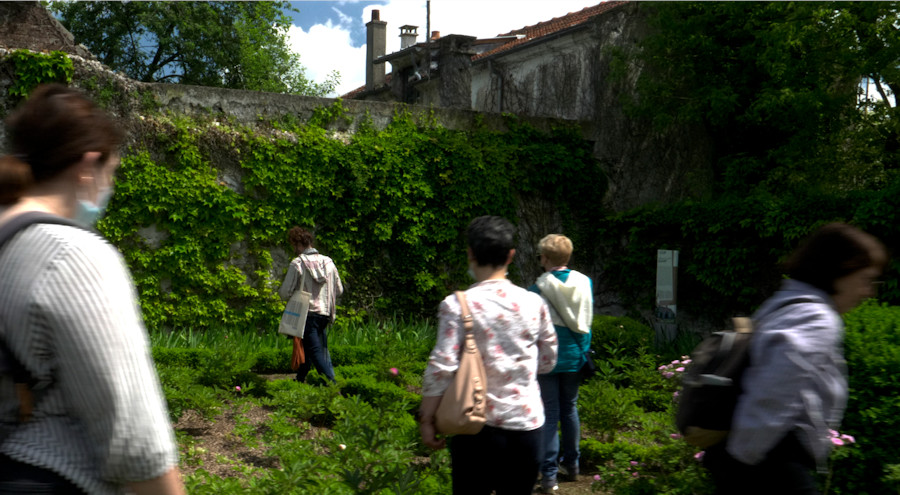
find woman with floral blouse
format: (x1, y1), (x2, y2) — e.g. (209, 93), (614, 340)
(419, 216), (558, 495)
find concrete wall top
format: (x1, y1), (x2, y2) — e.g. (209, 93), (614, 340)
(145, 81), (597, 139)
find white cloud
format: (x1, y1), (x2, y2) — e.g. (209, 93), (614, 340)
(330, 5), (353, 26)
(286, 21), (366, 96)
(292, 0), (603, 96)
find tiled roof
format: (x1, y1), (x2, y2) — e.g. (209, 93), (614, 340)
(342, 1), (627, 98)
(343, 72), (393, 99)
(472, 1), (627, 61)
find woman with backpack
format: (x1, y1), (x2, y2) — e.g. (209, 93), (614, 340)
(0, 85), (185, 494)
(703, 223), (887, 495)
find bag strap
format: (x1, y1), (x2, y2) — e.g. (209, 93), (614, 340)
(297, 254), (308, 294)
(454, 291), (474, 335)
(0, 212), (86, 423)
(454, 291), (479, 361)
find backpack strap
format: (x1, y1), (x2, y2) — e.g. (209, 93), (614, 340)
(0, 212), (85, 422)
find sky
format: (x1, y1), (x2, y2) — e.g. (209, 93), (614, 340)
(285, 0), (605, 97)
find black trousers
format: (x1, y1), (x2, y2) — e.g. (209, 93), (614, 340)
(703, 431), (819, 495)
(449, 425), (542, 495)
(0, 455), (84, 494)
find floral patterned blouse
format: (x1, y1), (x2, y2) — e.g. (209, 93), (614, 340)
(423, 279), (558, 431)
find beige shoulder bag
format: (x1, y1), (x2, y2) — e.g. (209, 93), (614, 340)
(435, 290), (488, 435)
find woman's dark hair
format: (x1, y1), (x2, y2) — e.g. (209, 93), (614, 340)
(0, 84), (123, 205)
(786, 222), (888, 294)
(289, 226), (314, 252)
(467, 215), (516, 267)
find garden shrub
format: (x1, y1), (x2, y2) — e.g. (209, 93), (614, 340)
(827, 302), (900, 494)
(592, 315), (655, 359)
(338, 375), (420, 414)
(581, 437), (712, 495)
(330, 345), (378, 367)
(156, 365), (222, 421)
(252, 346), (291, 373)
(579, 380), (643, 440)
(264, 379), (343, 426)
(153, 347), (218, 368)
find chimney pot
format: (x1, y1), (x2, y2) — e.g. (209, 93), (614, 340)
(431, 31), (440, 40)
(372, 9), (380, 21)
(399, 25), (419, 49)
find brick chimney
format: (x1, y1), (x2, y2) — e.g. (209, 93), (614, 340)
(365, 9), (386, 90)
(431, 31), (440, 40)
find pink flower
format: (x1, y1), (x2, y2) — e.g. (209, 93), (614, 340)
(664, 372), (675, 379)
(389, 367), (399, 376)
(682, 359), (692, 364)
(676, 367), (685, 372)
(658, 365), (667, 370)
(694, 451), (705, 460)
(235, 386), (241, 391)
(671, 360), (680, 364)
(673, 391), (680, 398)
(840, 434), (855, 444)
(831, 437), (845, 446)
(632, 472), (639, 477)
(670, 433), (682, 439)
(593, 475), (601, 481)
(630, 460), (639, 466)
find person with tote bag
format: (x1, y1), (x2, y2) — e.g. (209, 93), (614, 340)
(419, 216), (558, 495)
(279, 226), (343, 384)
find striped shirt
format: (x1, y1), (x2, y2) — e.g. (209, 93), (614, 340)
(0, 224), (178, 494)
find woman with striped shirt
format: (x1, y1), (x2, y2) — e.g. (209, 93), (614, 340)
(0, 85), (184, 494)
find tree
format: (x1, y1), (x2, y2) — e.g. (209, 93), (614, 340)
(49, 1), (338, 96)
(627, 2), (900, 194)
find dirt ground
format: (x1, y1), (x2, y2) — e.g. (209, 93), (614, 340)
(173, 373), (604, 494)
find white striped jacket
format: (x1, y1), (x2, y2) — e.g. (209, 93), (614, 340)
(0, 224), (178, 494)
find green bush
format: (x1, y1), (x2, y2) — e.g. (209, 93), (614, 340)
(581, 437), (712, 495)
(156, 365), (222, 421)
(338, 375), (420, 414)
(827, 302), (900, 494)
(153, 347), (218, 368)
(592, 315), (655, 359)
(252, 347), (291, 374)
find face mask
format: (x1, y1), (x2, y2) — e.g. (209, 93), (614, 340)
(75, 186), (113, 226)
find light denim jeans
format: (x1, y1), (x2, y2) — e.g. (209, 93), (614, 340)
(538, 372), (581, 480)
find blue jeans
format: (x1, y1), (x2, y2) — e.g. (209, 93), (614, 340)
(296, 313), (336, 384)
(538, 372), (581, 479)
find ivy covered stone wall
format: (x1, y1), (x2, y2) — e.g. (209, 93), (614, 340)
(0, 51), (612, 332)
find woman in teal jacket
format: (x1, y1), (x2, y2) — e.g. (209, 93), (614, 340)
(529, 234), (593, 493)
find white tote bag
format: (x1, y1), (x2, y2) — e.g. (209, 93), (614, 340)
(278, 258), (310, 338)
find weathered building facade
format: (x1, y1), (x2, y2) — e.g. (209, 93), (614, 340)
(346, 2), (714, 213)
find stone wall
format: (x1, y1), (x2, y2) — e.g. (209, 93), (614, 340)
(0, 2), (90, 58)
(0, 3), (655, 320)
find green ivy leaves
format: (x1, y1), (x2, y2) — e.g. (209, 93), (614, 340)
(7, 50), (73, 99)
